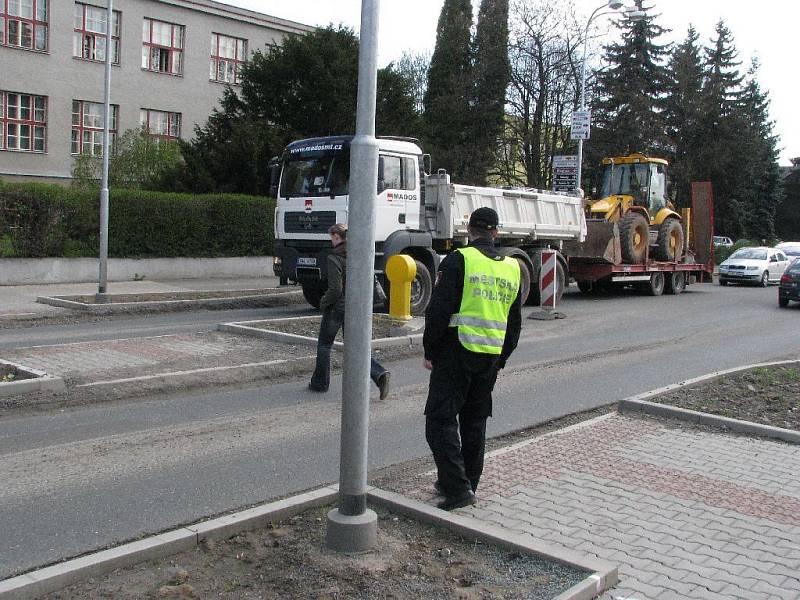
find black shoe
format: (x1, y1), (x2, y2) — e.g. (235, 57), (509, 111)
(434, 480), (444, 496)
(436, 490), (475, 511)
(308, 383), (327, 392)
(377, 372), (390, 400)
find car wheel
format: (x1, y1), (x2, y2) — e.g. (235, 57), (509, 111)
(759, 271), (769, 287)
(779, 296), (789, 308)
(719, 279), (728, 286)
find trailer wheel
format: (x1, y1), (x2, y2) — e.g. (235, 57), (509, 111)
(655, 218), (684, 262)
(664, 271), (686, 295)
(620, 212), (649, 264)
(644, 272), (665, 296)
(301, 280), (326, 309)
(409, 259), (433, 315)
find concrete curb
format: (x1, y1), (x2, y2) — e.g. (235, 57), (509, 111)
(0, 361), (65, 397)
(0, 484), (617, 600)
(36, 289), (301, 315)
(219, 318), (424, 350)
(617, 358), (800, 444)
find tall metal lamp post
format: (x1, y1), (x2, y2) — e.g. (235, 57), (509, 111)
(325, 0), (380, 553)
(96, 0), (114, 303)
(575, 1), (647, 194)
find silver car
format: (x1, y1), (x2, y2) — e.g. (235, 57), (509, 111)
(718, 247), (791, 287)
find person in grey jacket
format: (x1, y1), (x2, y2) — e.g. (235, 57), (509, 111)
(308, 223), (391, 399)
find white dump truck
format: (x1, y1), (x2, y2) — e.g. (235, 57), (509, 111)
(270, 135), (587, 313)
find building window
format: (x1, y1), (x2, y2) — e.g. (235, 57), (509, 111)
(142, 17), (184, 75)
(140, 108), (181, 141)
(1, 0), (48, 51)
(71, 100), (118, 156)
(0, 91), (47, 152)
(73, 2), (120, 64)
(210, 33), (247, 84)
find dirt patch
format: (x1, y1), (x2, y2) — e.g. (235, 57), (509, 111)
(58, 289), (299, 303)
(0, 364), (35, 383)
(244, 315), (420, 341)
(43, 504), (585, 600)
(652, 363), (800, 431)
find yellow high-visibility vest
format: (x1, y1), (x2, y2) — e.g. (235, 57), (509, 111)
(448, 247), (520, 354)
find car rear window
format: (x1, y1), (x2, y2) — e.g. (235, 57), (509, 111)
(788, 260), (800, 274)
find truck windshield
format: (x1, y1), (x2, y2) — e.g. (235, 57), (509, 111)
(280, 153), (349, 198)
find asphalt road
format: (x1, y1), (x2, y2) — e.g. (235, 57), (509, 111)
(1, 281), (798, 579)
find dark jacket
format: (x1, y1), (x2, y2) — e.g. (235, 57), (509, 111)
(423, 239), (522, 368)
(320, 242), (347, 312)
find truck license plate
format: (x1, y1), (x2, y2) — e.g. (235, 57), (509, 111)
(297, 257), (317, 266)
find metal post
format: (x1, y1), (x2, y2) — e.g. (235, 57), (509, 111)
(96, 0), (113, 303)
(325, 0), (380, 553)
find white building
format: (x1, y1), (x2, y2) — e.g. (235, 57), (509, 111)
(0, 0), (312, 183)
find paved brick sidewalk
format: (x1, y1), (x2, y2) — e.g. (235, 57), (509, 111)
(399, 413), (800, 600)
(1, 332), (311, 385)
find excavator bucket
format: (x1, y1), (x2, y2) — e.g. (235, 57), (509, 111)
(563, 221), (622, 264)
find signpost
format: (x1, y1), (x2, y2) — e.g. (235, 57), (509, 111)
(552, 155), (578, 193)
(570, 110), (591, 141)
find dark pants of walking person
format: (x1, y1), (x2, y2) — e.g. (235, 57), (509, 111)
(425, 343), (499, 498)
(309, 306), (386, 391)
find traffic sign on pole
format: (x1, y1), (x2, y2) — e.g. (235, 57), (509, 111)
(570, 110), (591, 140)
(552, 155), (578, 193)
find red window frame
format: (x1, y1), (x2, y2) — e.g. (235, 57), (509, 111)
(0, 90), (47, 152)
(142, 17), (184, 75)
(210, 33), (247, 85)
(1, 0), (49, 52)
(71, 100), (118, 156)
(73, 2), (121, 64)
(140, 108), (181, 142)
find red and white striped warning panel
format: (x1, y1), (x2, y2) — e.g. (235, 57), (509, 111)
(539, 250), (557, 309)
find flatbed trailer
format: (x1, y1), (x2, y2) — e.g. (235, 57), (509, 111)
(569, 257), (713, 296)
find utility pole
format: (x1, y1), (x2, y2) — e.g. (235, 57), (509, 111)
(325, 0), (380, 553)
(96, 0), (113, 303)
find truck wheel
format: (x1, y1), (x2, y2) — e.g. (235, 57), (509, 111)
(577, 280), (593, 294)
(664, 271), (686, 295)
(555, 260), (567, 304)
(301, 280), (325, 309)
(514, 257), (532, 306)
(620, 212), (649, 264)
(409, 260), (433, 315)
(655, 218), (684, 262)
(644, 272), (665, 296)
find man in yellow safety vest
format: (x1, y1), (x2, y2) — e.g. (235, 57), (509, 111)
(423, 207), (522, 510)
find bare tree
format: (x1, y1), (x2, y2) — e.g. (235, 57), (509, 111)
(493, 0), (585, 189)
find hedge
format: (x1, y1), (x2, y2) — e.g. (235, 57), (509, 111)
(0, 181), (275, 258)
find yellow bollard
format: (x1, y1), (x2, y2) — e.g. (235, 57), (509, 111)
(385, 254), (417, 321)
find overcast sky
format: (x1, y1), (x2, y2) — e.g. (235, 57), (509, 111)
(221, 0), (799, 165)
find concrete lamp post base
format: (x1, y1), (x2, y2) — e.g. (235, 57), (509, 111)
(325, 508), (377, 553)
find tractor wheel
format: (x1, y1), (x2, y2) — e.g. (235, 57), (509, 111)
(620, 212), (649, 264)
(664, 271), (686, 295)
(655, 218), (684, 262)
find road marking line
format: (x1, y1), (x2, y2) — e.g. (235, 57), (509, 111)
(0, 312), (37, 317)
(77, 357), (315, 387)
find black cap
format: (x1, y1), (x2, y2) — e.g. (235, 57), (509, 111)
(468, 207), (499, 230)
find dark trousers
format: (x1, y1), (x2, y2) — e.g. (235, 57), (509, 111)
(425, 343), (499, 497)
(310, 306), (386, 391)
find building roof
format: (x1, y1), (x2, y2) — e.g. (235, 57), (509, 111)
(151, 0), (315, 35)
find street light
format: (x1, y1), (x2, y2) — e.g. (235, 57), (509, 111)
(96, 0), (113, 303)
(574, 0), (646, 195)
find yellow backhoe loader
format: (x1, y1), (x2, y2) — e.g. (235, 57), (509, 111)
(586, 154), (684, 264)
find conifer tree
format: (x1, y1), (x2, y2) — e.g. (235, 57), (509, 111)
(695, 21), (745, 237)
(423, 0), (473, 178)
(664, 26), (704, 207)
(465, 0), (510, 185)
(587, 5), (671, 185)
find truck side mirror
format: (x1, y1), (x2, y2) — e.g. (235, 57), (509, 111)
(268, 160), (281, 198)
(422, 154), (432, 175)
